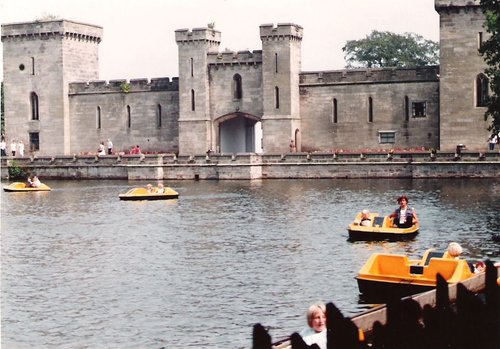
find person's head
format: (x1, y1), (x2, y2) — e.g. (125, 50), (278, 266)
(362, 209), (370, 217)
(447, 242), (463, 258)
(397, 195), (409, 207)
(146, 183), (152, 190)
(158, 183), (164, 188)
(306, 303), (326, 333)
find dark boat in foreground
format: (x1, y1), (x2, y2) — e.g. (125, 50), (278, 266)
(356, 248), (479, 301)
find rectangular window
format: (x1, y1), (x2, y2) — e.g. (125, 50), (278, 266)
(478, 32), (483, 50)
(29, 132), (40, 151)
(379, 131), (395, 144)
(332, 98), (338, 123)
(368, 97), (373, 122)
(412, 101), (426, 117)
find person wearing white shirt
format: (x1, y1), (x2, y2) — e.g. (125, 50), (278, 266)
(299, 303), (327, 349)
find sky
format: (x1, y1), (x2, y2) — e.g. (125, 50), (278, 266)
(0, 0), (440, 82)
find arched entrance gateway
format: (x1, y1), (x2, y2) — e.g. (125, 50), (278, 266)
(215, 112), (262, 154)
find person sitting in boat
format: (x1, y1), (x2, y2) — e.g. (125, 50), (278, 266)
(389, 195), (418, 228)
(299, 302), (327, 349)
(27, 175), (41, 188)
(444, 242), (463, 259)
(146, 183), (154, 193)
(156, 183), (165, 194)
(360, 209), (372, 227)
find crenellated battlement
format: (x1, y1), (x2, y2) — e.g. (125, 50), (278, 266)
(434, 0), (480, 11)
(207, 50), (262, 66)
(259, 23), (303, 42)
(68, 77), (179, 94)
(1, 19), (102, 43)
(175, 27), (221, 44)
(299, 66), (440, 85)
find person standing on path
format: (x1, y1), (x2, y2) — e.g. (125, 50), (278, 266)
(107, 139), (113, 155)
(10, 139), (17, 156)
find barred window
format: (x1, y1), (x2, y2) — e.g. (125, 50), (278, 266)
(412, 101), (427, 117)
(379, 131), (395, 144)
(476, 74), (489, 107)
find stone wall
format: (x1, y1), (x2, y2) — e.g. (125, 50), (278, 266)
(68, 78), (179, 154)
(436, 1), (491, 151)
(299, 67), (440, 151)
(2, 152), (498, 180)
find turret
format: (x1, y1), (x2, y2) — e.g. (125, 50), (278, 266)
(1, 19), (102, 155)
(259, 23), (303, 152)
(434, 0), (490, 151)
(175, 27), (221, 155)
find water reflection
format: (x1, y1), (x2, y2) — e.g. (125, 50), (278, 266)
(1, 178), (499, 348)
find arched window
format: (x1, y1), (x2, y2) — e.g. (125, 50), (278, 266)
(368, 97), (373, 122)
(156, 104), (162, 128)
(476, 73), (489, 107)
(275, 86), (280, 109)
(96, 106), (101, 129)
(127, 105), (131, 129)
(332, 98), (338, 123)
(191, 89), (195, 111)
(404, 96), (410, 121)
(233, 74), (242, 99)
(30, 92), (39, 120)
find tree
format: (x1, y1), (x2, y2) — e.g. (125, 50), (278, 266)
(342, 30), (439, 69)
(479, 0), (500, 135)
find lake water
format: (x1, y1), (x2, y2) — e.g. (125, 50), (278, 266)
(1, 178), (499, 348)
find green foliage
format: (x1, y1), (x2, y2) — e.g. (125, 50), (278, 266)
(342, 30), (439, 68)
(479, 0), (500, 135)
(8, 161), (28, 180)
(120, 82), (131, 93)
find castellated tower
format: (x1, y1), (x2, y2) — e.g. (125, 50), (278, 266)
(260, 23), (302, 153)
(1, 20), (102, 155)
(175, 27), (221, 155)
(434, 0), (490, 151)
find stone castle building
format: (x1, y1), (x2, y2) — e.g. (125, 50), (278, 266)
(0, 0), (493, 156)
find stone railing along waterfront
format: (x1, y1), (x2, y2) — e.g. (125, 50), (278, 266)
(1, 151), (499, 180)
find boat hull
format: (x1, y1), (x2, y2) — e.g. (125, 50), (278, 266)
(119, 193), (179, 201)
(356, 277), (434, 302)
(348, 227), (418, 241)
(119, 187), (179, 201)
(3, 182), (51, 192)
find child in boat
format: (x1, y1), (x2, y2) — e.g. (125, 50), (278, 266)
(445, 242), (463, 259)
(299, 303), (327, 349)
(156, 183), (165, 193)
(27, 175), (41, 188)
(360, 209), (372, 226)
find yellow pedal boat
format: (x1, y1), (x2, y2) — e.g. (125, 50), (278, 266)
(356, 248), (478, 301)
(347, 211), (419, 241)
(3, 181), (51, 192)
(119, 187), (179, 201)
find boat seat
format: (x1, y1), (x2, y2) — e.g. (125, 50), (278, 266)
(424, 258), (459, 280)
(423, 251), (445, 266)
(410, 265), (424, 274)
(373, 216), (385, 227)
